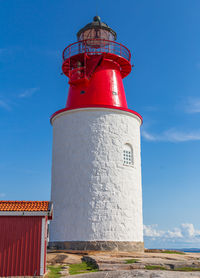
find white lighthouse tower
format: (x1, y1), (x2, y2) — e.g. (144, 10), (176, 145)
(50, 16), (144, 252)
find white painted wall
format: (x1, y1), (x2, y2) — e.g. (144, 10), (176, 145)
(50, 108), (143, 242)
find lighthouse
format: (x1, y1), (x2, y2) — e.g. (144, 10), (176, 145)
(49, 16), (144, 252)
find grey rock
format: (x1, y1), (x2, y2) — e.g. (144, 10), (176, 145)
(66, 270), (200, 277)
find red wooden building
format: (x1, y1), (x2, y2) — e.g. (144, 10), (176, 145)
(0, 201), (53, 277)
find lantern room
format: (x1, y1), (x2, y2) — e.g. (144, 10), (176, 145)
(77, 16), (117, 46)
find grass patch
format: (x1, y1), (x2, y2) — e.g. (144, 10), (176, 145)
(125, 259), (138, 264)
(161, 250), (185, 255)
(69, 261), (98, 275)
(175, 267), (200, 272)
(145, 265), (166, 270)
(47, 265), (62, 278)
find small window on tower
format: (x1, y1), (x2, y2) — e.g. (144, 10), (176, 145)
(123, 144), (133, 166)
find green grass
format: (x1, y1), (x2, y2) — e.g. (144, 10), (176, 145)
(69, 261), (98, 275)
(145, 265), (166, 270)
(47, 265), (62, 278)
(161, 250), (185, 255)
(175, 267), (200, 272)
(125, 259), (138, 264)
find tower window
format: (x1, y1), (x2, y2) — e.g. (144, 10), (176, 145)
(123, 144), (133, 166)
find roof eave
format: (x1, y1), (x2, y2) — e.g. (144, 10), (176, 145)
(0, 211), (52, 217)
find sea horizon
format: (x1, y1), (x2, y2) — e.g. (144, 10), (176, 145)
(147, 248), (200, 253)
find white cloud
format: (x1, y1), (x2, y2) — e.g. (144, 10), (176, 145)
(0, 99), (11, 111)
(144, 224), (163, 237)
(144, 223), (200, 248)
(18, 87), (39, 98)
(144, 225), (183, 239)
(142, 128), (200, 142)
(165, 228), (183, 239)
(180, 223), (200, 238)
(184, 97), (200, 114)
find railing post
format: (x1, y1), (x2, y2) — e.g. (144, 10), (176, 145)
(69, 56), (71, 79)
(78, 41), (81, 54)
(84, 53), (86, 78)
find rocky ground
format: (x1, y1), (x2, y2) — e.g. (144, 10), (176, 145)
(47, 250), (200, 277)
(67, 270), (200, 277)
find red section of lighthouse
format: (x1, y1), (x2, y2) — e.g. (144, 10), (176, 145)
(64, 52), (130, 108)
(62, 16), (132, 110)
(51, 16), (142, 123)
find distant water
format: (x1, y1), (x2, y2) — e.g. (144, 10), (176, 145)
(152, 248), (200, 253)
(147, 248), (200, 253)
(179, 249), (200, 253)
(184, 250), (200, 253)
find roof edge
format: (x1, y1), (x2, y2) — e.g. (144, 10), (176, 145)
(0, 211), (51, 217)
(51, 105), (143, 125)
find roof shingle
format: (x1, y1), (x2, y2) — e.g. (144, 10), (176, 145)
(0, 201), (50, 212)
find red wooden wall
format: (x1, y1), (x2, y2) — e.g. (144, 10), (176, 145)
(0, 216), (42, 277)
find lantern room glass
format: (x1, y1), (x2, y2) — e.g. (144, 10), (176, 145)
(77, 16), (117, 48)
(78, 29), (115, 42)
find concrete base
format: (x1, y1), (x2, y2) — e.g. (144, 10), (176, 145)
(49, 241), (144, 252)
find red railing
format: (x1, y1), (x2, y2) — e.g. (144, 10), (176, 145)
(63, 39), (131, 62)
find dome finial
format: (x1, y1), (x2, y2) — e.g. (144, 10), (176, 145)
(93, 15), (101, 22)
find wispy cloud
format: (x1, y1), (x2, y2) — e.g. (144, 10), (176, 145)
(144, 223), (200, 248)
(0, 99), (11, 111)
(0, 87), (39, 110)
(18, 87), (39, 98)
(142, 106), (158, 112)
(142, 130), (157, 141)
(184, 97), (200, 114)
(142, 128), (200, 142)
(0, 193), (6, 198)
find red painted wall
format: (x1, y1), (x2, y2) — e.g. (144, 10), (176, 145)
(0, 216), (42, 277)
(44, 216), (48, 274)
(65, 57), (128, 109)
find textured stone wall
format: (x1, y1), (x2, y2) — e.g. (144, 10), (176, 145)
(49, 241), (144, 252)
(50, 108), (143, 243)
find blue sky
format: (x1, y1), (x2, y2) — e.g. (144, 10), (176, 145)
(1, 0), (200, 248)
